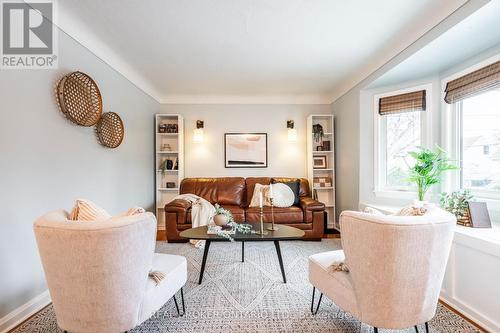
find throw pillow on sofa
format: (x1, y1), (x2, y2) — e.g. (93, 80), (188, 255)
(249, 183), (272, 207)
(271, 178), (300, 205)
(271, 183), (295, 208)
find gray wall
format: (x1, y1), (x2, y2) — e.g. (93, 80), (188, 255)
(0, 30), (159, 317)
(160, 104), (331, 178)
(330, 91), (360, 216)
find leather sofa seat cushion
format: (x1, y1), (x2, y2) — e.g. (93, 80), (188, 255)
(180, 177), (245, 206)
(245, 206), (304, 223)
(186, 205), (245, 223)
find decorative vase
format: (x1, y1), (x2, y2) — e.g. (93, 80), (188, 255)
(214, 214), (229, 226)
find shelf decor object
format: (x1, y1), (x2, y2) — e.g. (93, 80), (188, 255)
(307, 114), (337, 231)
(155, 114), (184, 234)
(95, 112), (124, 148)
(56, 71), (103, 126)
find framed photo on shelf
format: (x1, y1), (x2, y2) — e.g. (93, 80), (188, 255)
(224, 133), (268, 168)
(313, 155), (327, 169)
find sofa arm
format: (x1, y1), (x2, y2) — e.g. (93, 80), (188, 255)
(164, 199), (191, 212)
(299, 196), (325, 212)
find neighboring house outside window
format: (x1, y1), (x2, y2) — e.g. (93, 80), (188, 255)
(458, 89), (500, 196)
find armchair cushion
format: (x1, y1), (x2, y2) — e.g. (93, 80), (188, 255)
(309, 250), (359, 318)
(139, 253), (187, 323)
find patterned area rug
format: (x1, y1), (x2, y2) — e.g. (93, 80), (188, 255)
(12, 240), (481, 333)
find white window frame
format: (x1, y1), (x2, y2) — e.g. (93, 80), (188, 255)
(373, 83), (432, 197)
(441, 53), (500, 221)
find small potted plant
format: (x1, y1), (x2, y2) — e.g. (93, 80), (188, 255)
(440, 189), (473, 224)
(407, 146), (457, 202)
(312, 124), (324, 143)
(213, 203), (234, 226)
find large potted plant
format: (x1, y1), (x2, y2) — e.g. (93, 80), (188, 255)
(407, 146), (457, 202)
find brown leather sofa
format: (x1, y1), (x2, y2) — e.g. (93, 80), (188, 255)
(164, 177), (325, 242)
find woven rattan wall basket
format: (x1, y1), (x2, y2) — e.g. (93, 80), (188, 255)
(57, 71), (103, 126)
(96, 112), (124, 148)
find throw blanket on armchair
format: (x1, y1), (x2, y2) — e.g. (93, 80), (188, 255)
(174, 194), (215, 247)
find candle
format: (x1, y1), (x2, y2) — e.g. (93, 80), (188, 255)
(269, 184), (273, 199)
(259, 191), (263, 208)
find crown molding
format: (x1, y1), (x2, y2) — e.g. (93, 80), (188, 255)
(159, 94), (332, 105)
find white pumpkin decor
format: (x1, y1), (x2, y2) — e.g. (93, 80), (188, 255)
(270, 183), (295, 208)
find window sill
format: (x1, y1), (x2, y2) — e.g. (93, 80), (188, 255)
(361, 202), (500, 256)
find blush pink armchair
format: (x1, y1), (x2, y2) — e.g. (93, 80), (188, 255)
(309, 205), (456, 333)
(34, 210), (187, 333)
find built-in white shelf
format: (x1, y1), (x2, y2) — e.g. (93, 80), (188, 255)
(156, 133), (178, 136)
(307, 114), (337, 231)
(155, 114), (184, 234)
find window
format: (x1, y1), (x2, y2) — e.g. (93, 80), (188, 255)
(384, 111), (421, 188)
(375, 86), (429, 193)
(458, 89), (500, 195)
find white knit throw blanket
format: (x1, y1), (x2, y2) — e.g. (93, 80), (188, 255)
(174, 194), (215, 248)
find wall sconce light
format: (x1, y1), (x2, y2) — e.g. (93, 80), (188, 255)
(193, 120), (204, 143)
(287, 120), (297, 142)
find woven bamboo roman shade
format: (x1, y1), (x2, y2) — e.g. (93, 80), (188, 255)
(378, 90), (426, 115)
(444, 61), (500, 104)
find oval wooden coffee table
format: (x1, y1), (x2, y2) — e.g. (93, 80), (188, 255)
(180, 223), (305, 284)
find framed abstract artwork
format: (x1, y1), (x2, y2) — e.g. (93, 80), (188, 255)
(224, 133), (268, 168)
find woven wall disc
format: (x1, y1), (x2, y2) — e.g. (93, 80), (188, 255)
(57, 71), (103, 126)
(96, 112), (124, 148)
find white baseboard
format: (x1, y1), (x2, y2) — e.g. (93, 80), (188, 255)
(0, 290), (51, 333)
(440, 295), (499, 333)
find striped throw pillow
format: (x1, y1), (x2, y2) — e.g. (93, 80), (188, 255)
(68, 199), (111, 221)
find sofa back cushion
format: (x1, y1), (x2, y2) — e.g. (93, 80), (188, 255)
(245, 177), (310, 207)
(180, 177), (246, 206)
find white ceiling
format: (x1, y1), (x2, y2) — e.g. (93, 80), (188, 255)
(369, 0), (500, 88)
(56, 0), (471, 103)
